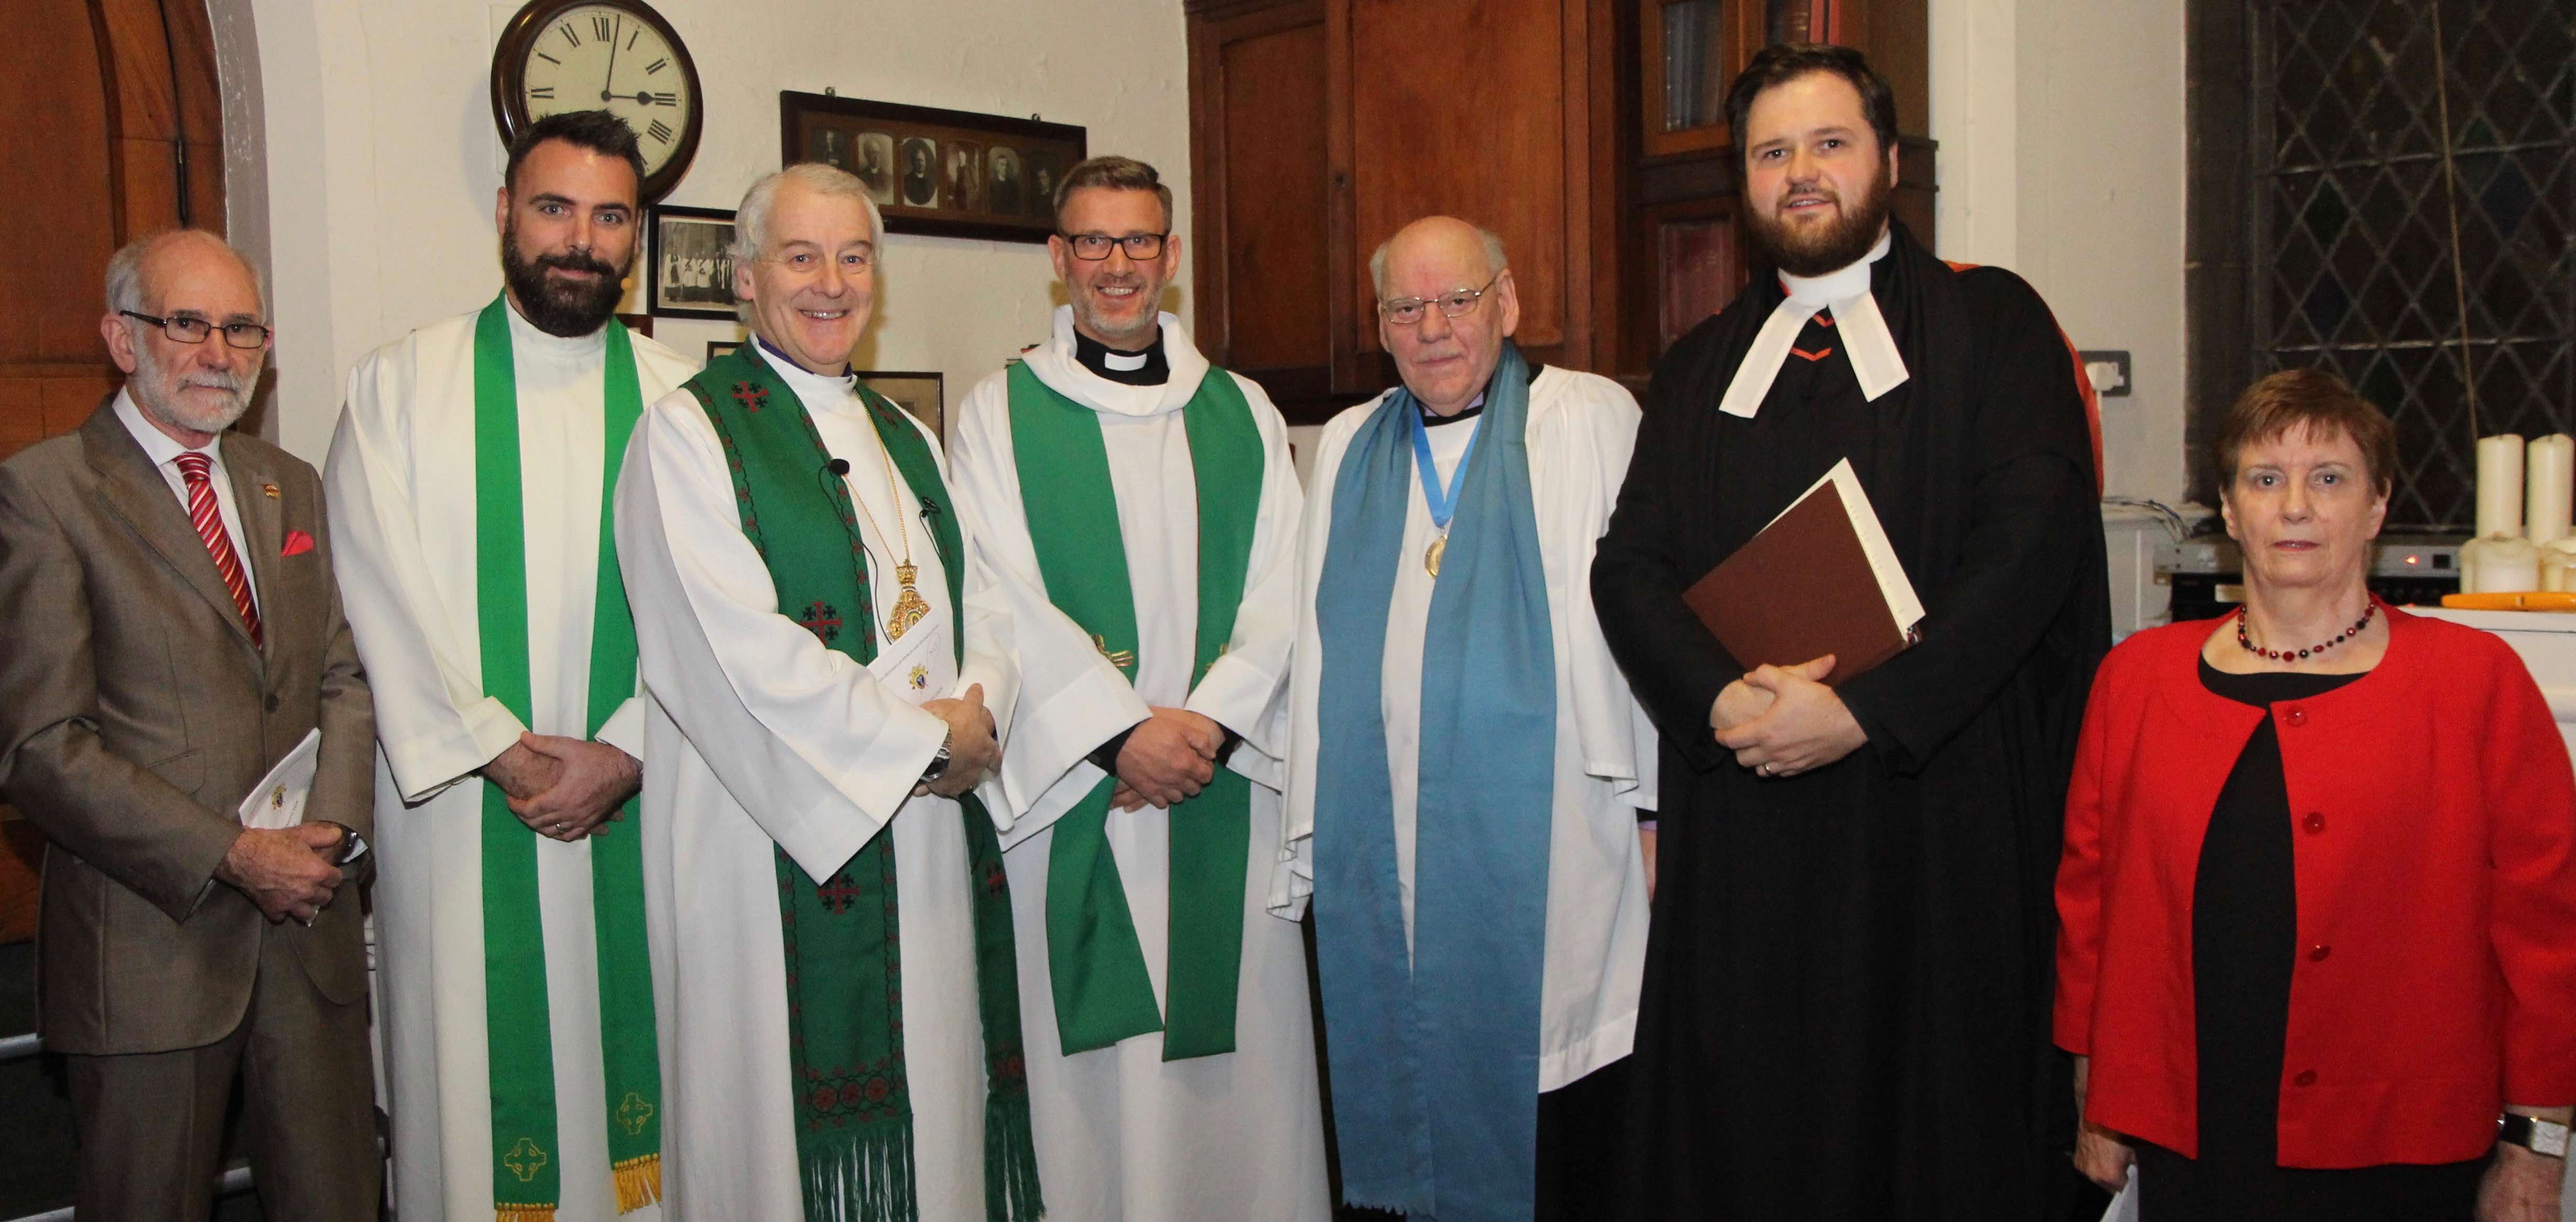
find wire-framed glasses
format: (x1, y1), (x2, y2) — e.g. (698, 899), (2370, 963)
(120, 310), (271, 350)
(1377, 274), (1500, 326)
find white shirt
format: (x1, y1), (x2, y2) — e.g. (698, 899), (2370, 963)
(116, 387), (258, 611)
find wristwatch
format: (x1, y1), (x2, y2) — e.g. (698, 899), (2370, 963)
(921, 730), (954, 783)
(2499, 1113), (2571, 1158)
(321, 821), (370, 867)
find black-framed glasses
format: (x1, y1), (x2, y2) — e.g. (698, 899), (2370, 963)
(1061, 232), (1169, 261)
(121, 310), (271, 350)
(1377, 274), (1501, 327)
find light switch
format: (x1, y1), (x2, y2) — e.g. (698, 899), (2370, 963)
(2080, 350), (2133, 397)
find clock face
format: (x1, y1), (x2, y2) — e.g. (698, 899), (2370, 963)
(512, 3), (696, 180)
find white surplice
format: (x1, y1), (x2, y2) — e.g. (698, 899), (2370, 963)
(948, 308), (1331, 1222)
(614, 343), (1024, 1220)
(324, 301), (698, 1222)
(1276, 365), (1659, 1091)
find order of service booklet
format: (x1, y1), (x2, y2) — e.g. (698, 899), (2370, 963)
(1682, 458), (1926, 687)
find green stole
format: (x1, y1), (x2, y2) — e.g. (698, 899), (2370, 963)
(680, 347), (1042, 1222)
(472, 296), (662, 1220)
(1003, 361), (1263, 1060)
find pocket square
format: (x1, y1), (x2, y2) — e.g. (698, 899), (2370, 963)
(281, 529), (316, 557)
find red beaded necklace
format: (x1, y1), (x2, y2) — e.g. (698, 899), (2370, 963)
(2235, 599), (2377, 662)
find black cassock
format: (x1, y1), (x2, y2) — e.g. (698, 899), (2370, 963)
(1592, 222), (2111, 1221)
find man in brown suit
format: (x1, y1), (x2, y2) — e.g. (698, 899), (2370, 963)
(0, 230), (381, 1219)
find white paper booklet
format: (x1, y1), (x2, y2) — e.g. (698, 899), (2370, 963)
(237, 728), (321, 830)
(2100, 1168), (2138, 1222)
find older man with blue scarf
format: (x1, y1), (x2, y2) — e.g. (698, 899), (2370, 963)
(1277, 216), (1657, 1221)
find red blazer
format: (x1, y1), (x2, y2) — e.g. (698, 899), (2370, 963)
(2054, 605), (2576, 1166)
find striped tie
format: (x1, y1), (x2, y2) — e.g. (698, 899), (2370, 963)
(173, 452), (263, 648)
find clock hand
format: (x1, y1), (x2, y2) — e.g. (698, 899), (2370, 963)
(600, 14), (623, 103)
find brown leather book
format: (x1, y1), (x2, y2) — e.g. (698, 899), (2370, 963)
(1682, 459), (1925, 687)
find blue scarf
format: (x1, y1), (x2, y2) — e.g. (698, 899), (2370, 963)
(1312, 341), (1556, 1221)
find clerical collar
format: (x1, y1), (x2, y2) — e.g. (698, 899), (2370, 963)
(754, 335), (853, 382)
(501, 293), (607, 356)
(1716, 230), (1908, 420)
(1416, 358), (1544, 426)
(1073, 330), (1170, 386)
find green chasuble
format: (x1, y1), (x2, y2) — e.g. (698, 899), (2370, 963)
(472, 296), (662, 1220)
(680, 348), (1042, 1222)
(1004, 361), (1264, 1060)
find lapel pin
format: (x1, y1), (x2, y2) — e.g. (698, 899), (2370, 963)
(261, 482), (280, 499)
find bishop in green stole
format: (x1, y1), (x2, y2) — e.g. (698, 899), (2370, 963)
(676, 347), (1041, 1222)
(1003, 362), (1264, 1058)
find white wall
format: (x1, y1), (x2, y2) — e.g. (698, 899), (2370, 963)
(1932, 0), (2188, 506)
(216, 0), (1192, 464)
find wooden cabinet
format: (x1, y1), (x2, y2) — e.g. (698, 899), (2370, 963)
(1187, 0), (1926, 418)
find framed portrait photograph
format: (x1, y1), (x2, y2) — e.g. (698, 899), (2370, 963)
(649, 205), (740, 320)
(859, 371), (945, 440)
(780, 92), (1085, 243)
(706, 339), (742, 364)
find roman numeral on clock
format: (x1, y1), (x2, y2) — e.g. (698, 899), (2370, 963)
(528, 85), (555, 100)
(645, 57), (669, 74)
(557, 21), (579, 45)
(592, 15), (614, 41)
(648, 119), (674, 144)
(646, 92), (676, 106)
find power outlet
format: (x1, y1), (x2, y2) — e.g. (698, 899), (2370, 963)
(2080, 350), (2133, 397)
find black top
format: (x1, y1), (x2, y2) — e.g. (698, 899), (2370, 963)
(2191, 657), (2363, 1165)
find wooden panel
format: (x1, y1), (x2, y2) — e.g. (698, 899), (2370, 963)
(1349, 0), (1570, 352)
(1219, 23), (1331, 372)
(1, 0), (117, 367)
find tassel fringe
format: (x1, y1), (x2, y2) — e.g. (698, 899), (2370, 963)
(984, 1092), (1045, 1222)
(497, 1209), (557, 1222)
(801, 1122), (917, 1222)
(613, 1153), (664, 1213)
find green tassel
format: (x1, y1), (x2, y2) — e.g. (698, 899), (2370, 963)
(984, 1087), (1045, 1222)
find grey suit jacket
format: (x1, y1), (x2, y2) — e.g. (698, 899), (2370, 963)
(0, 400), (375, 1055)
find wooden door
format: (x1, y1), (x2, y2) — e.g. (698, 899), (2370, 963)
(1189, 0), (1338, 412)
(1331, 0), (1614, 391)
(0, 0), (224, 944)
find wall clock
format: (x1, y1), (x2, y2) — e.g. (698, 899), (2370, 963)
(491, 0), (703, 204)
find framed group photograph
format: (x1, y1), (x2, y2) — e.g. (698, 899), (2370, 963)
(781, 92), (1084, 243)
(649, 205), (740, 320)
(860, 372), (945, 440)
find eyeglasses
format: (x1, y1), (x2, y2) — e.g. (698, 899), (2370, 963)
(1061, 232), (1169, 261)
(121, 310), (271, 350)
(1377, 275), (1500, 327)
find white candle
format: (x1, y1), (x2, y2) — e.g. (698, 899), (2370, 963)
(2466, 535), (2541, 593)
(2528, 435), (2574, 545)
(2479, 434), (2527, 539)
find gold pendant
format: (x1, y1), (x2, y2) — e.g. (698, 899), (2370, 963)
(1425, 535), (1447, 577)
(886, 561), (930, 641)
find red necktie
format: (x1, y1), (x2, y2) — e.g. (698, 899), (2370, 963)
(173, 452), (263, 648)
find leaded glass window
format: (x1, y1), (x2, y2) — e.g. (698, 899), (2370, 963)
(2253, 0), (2573, 530)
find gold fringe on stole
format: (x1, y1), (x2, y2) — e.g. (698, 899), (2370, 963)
(496, 1208), (556, 1222)
(614, 1153), (664, 1213)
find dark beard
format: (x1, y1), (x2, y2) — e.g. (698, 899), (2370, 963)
(501, 223), (630, 337)
(1744, 170), (1894, 278)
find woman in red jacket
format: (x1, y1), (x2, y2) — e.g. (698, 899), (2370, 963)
(2055, 369), (2576, 1220)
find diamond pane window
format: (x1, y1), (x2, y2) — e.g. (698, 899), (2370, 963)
(2252, 0), (2576, 531)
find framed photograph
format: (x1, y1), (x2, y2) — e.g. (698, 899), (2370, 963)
(859, 371), (944, 440)
(706, 339), (742, 364)
(781, 92), (1085, 243)
(649, 205), (740, 320)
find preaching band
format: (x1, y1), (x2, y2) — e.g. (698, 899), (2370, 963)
(1, 39), (2570, 1222)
